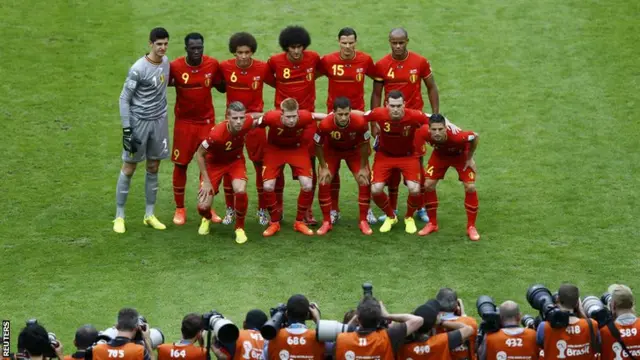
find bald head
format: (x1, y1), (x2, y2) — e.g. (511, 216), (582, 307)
(499, 301), (520, 325)
(389, 28), (408, 39)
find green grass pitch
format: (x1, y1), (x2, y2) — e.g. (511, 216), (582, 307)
(1, 0), (640, 349)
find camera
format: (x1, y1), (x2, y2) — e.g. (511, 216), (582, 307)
(98, 317), (165, 349)
(476, 296), (501, 333)
(521, 314), (540, 329)
(315, 320), (356, 342)
(21, 319), (60, 358)
(582, 296), (612, 327)
(202, 310), (239, 344)
(526, 285), (570, 328)
(261, 304), (288, 340)
(601, 292), (612, 308)
(362, 282), (373, 297)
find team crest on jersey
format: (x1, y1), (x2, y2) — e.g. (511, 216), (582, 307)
(410, 74), (418, 83)
(252, 81), (259, 89)
(356, 73), (364, 82)
(160, 74), (165, 83)
(403, 125), (412, 136)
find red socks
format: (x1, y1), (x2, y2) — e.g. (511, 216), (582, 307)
(465, 191), (479, 227)
(264, 191), (281, 222)
(296, 190), (314, 221)
(331, 173), (341, 212)
(372, 192), (395, 218)
(424, 190), (438, 225)
(254, 162), (266, 210)
(405, 193), (422, 218)
(173, 164), (187, 208)
(234, 192), (248, 229)
(358, 185), (371, 221)
(223, 176), (234, 209)
(275, 174), (285, 213)
(388, 170), (401, 211)
(318, 183), (332, 222)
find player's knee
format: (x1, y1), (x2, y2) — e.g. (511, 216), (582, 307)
(301, 182), (313, 192)
(424, 180), (437, 192)
(121, 162), (136, 176)
(197, 204), (210, 217)
(407, 183), (421, 195)
(233, 182), (247, 193)
(146, 161), (160, 173)
(263, 181), (275, 192)
(464, 182), (476, 193)
(371, 183), (384, 194)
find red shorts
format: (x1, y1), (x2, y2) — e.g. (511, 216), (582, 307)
(372, 152), (421, 184)
(262, 145), (312, 181)
(205, 158), (247, 190)
(425, 153), (476, 183)
(172, 120), (213, 165)
(324, 148), (366, 176)
(245, 127), (267, 162)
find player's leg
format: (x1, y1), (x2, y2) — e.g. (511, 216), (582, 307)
(317, 154), (340, 236)
(378, 169), (401, 222)
(455, 160), (479, 241)
(143, 116), (171, 230)
(304, 155), (318, 226)
(291, 153), (315, 236)
(419, 154), (448, 236)
(275, 173), (285, 218)
(253, 161), (269, 225)
(330, 172), (341, 223)
(221, 175), (236, 225)
(196, 165), (225, 235)
(262, 150), (285, 236)
(345, 152), (373, 235)
(415, 156), (430, 223)
(229, 160), (249, 243)
(370, 153), (398, 233)
(246, 128), (268, 225)
(113, 161), (138, 233)
(170, 120), (190, 225)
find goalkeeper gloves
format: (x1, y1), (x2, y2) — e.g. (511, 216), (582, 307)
(122, 127), (141, 153)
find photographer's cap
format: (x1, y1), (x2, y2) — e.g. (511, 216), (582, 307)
(414, 299), (441, 333)
(608, 284), (634, 309)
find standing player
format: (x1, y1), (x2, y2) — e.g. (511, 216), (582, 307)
(318, 27), (378, 225)
(113, 27), (170, 234)
(315, 97), (372, 236)
(267, 25), (321, 225)
(359, 91), (429, 234)
(415, 114), (480, 241)
(371, 27), (440, 223)
(259, 98), (326, 237)
(218, 32), (276, 226)
(169, 32), (225, 226)
(194, 102), (255, 244)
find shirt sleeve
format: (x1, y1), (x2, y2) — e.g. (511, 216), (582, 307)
(366, 56), (377, 79)
(119, 66), (140, 128)
(448, 330), (464, 352)
(387, 323), (408, 354)
(211, 59), (223, 85)
(264, 65), (276, 88)
(373, 60), (384, 82)
(536, 322), (545, 347)
(421, 57), (433, 79)
(314, 125), (325, 145)
(261, 340), (269, 360)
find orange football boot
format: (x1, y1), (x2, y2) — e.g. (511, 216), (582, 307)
(418, 223), (439, 236)
(173, 208), (186, 225)
(294, 221), (314, 236)
(359, 221), (373, 235)
(316, 221), (332, 235)
(262, 222), (281, 237)
(210, 209), (222, 224)
(467, 226), (480, 241)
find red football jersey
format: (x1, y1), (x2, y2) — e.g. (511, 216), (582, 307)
(201, 114), (253, 163)
(170, 56), (221, 123)
(319, 51), (376, 112)
(259, 109), (315, 148)
(374, 51), (433, 111)
(218, 58), (275, 113)
(267, 51), (320, 111)
(416, 126), (476, 157)
(364, 107), (429, 156)
(314, 113), (370, 151)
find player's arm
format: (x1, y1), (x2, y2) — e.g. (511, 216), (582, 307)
(213, 79), (226, 94)
(370, 80), (383, 109)
(463, 132), (479, 172)
(195, 144), (213, 195)
(119, 67), (140, 128)
(423, 75), (439, 114)
(356, 138), (371, 186)
(312, 112), (328, 120)
(314, 132), (332, 185)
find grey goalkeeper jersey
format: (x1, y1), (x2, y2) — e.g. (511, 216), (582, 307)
(119, 55), (170, 127)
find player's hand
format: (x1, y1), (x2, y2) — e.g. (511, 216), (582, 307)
(123, 127), (141, 153)
(445, 119), (461, 134)
(356, 168), (370, 186)
(463, 158), (477, 173)
(318, 166), (332, 185)
(198, 181), (213, 204)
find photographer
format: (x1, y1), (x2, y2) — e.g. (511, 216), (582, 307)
(64, 325), (98, 360)
(334, 296), (424, 359)
(212, 309), (268, 360)
(262, 295), (326, 360)
(435, 288), (478, 360)
(398, 299), (475, 360)
(17, 322), (64, 360)
(600, 284), (640, 360)
(478, 301), (538, 360)
(157, 314), (206, 360)
(536, 284), (599, 360)
(88, 308), (154, 360)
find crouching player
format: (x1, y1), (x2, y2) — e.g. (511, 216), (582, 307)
(315, 97), (372, 235)
(415, 114), (480, 241)
(194, 102), (254, 244)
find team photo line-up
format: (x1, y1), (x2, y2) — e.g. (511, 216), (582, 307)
(115, 25), (481, 243)
(13, 283), (637, 360)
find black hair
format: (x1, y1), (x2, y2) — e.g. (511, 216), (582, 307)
(357, 296), (382, 329)
(74, 325), (99, 349)
(436, 288), (458, 312)
(558, 283), (580, 309)
(116, 308), (139, 332)
(244, 309), (268, 330)
(286, 294), (310, 323)
(414, 299), (441, 334)
(149, 27), (169, 42)
(181, 313), (204, 339)
(18, 324), (50, 357)
(338, 27), (357, 40)
(184, 32), (204, 46)
(387, 90), (404, 100)
(279, 26), (311, 51)
(229, 32), (258, 53)
(333, 97), (352, 111)
(429, 114), (446, 125)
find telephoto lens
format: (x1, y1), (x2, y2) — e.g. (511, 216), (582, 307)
(315, 320), (356, 342)
(362, 283), (373, 297)
(261, 304), (287, 340)
(582, 296), (612, 327)
(476, 296), (501, 333)
(521, 315), (536, 329)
